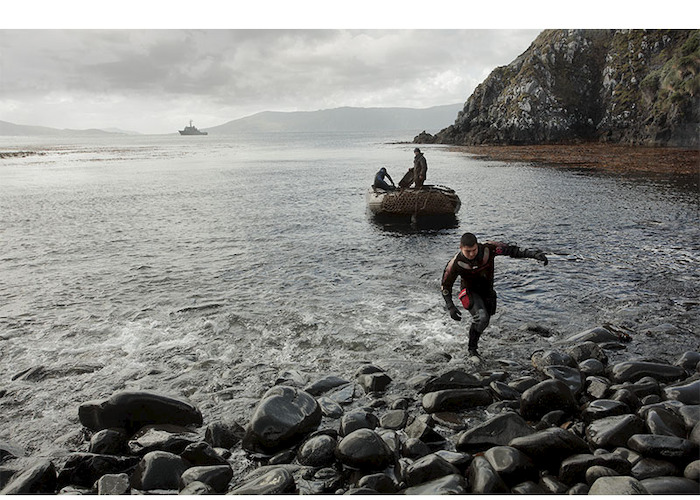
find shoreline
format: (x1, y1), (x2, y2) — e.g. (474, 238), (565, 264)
(448, 144), (699, 178)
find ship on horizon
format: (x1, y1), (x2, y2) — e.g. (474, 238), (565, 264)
(179, 120), (208, 136)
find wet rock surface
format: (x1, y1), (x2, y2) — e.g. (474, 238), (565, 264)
(1, 332), (698, 494)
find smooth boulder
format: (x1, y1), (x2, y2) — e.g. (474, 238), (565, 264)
(509, 427), (589, 471)
(242, 386), (321, 453)
(520, 379), (578, 421)
(78, 391), (203, 432)
(422, 388), (492, 413)
(588, 476), (648, 494)
(608, 361), (686, 383)
(129, 451), (189, 491)
(586, 414), (645, 449)
(456, 412), (535, 453)
(335, 428), (394, 470)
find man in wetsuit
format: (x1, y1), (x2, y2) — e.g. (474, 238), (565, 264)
(441, 232), (548, 358)
(373, 167), (396, 190)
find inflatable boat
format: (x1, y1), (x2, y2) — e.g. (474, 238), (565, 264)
(366, 185), (461, 218)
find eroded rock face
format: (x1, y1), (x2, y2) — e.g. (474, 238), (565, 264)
(420, 30), (699, 148)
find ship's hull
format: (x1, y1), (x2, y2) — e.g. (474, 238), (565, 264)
(179, 130), (208, 135)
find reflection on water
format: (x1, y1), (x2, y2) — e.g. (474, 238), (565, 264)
(0, 133), (697, 455)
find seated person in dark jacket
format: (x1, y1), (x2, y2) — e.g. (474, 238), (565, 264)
(373, 167), (396, 191)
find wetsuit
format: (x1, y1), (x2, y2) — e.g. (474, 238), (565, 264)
(373, 169), (395, 190)
(441, 241), (547, 352)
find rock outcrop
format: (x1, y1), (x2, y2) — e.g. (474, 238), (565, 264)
(417, 29), (699, 147)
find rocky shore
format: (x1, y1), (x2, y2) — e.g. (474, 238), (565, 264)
(1, 325), (699, 495)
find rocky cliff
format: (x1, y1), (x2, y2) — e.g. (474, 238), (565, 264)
(417, 30), (699, 148)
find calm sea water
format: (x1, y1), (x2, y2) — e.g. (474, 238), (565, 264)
(0, 132), (698, 455)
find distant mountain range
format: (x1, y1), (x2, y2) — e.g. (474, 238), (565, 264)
(204, 104), (463, 134)
(0, 104), (463, 137)
(0, 120), (142, 137)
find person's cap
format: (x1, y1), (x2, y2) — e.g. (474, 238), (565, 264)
(414, 147), (421, 153)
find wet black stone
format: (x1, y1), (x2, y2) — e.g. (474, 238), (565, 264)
(340, 410), (378, 436)
(509, 427), (589, 472)
(456, 412), (535, 453)
(508, 376), (539, 393)
(78, 391), (203, 433)
(640, 476), (700, 494)
(404, 415), (445, 449)
(562, 326), (619, 344)
(611, 388), (642, 410)
(608, 361), (686, 383)
(228, 467), (295, 495)
(268, 449), (296, 465)
(489, 381), (521, 401)
(631, 458), (680, 480)
(434, 450), (473, 472)
(511, 480), (546, 494)
(483, 445), (538, 486)
(335, 428), (394, 470)
(684, 459), (700, 480)
(468, 455), (508, 493)
(675, 351), (700, 370)
(585, 465), (620, 485)
(130, 451), (189, 491)
(422, 388), (492, 413)
(567, 341), (608, 364)
(588, 476), (648, 494)
(404, 453), (460, 487)
(180, 465), (233, 493)
(401, 437), (431, 459)
(544, 365), (584, 395)
(535, 410), (567, 430)
(418, 369), (482, 394)
(242, 386), (322, 454)
(539, 474), (569, 493)
(0, 441), (25, 462)
(610, 376), (661, 399)
(678, 405), (700, 430)
(379, 410), (407, 430)
(56, 453), (139, 488)
(664, 379), (700, 405)
(181, 441), (229, 466)
(520, 379), (577, 421)
(401, 473), (466, 494)
(581, 399), (631, 424)
(567, 482), (590, 494)
(579, 358), (606, 377)
(327, 383), (356, 405)
(558, 453), (603, 485)
(179, 480), (213, 495)
(627, 433), (699, 462)
(204, 420), (245, 449)
(531, 349), (577, 371)
(0, 460), (57, 494)
(432, 412), (466, 430)
(297, 434), (337, 467)
(96, 473), (130, 495)
(304, 375), (351, 396)
(357, 472), (397, 493)
(317, 396), (344, 418)
(585, 376), (611, 399)
(586, 414), (645, 449)
(128, 424), (199, 455)
(644, 407), (687, 438)
(357, 372), (392, 394)
(88, 428), (127, 455)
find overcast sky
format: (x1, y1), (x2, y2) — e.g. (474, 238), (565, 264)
(1, 1), (683, 134)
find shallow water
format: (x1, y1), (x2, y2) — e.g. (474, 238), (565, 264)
(0, 132), (698, 455)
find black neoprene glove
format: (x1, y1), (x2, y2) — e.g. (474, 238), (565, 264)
(448, 305), (462, 321)
(533, 251), (548, 265)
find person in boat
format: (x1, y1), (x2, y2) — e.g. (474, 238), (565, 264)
(441, 232), (548, 358)
(373, 167), (396, 191)
(399, 147), (428, 189)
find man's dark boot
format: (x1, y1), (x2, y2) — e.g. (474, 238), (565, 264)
(468, 325), (481, 358)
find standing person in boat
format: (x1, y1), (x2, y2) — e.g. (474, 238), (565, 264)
(373, 167), (396, 191)
(441, 232), (548, 358)
(399, 147), (428, 188)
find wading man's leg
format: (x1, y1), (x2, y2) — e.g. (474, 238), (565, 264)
(467, 293), (491, 356)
